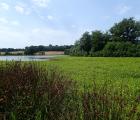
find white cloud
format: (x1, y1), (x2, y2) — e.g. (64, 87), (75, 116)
(47, 15), (53, 20)
(116, 5), (131, 15)
(0, 18), (8, 24)
(11, 21), (20, 26)
(15, 5), (24, 14)
(0, 24), (78, 48)
(0, 17), (20, 27)
(15, 4), (31, 15)
(32, 0), (50, 7)
(0, 25), (29, 48)
(0, 3), (9, 11)
(30, 27), (76, 45)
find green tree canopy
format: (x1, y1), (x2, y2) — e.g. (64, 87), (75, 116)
(110, 18), (140, 43)
(91, 31), (105, 52)
(69, 17), (140, 57)
(80, 32), (92, 55)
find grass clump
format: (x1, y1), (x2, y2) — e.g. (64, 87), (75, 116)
(0, 61), (80, 120)
(82, 84), (140, 120)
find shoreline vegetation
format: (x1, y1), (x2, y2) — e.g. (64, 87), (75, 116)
(0, 51), (65, 56)
(68, 18), (140, 57)
(0, 61), (140, 120)
(0, 45), (71, 56)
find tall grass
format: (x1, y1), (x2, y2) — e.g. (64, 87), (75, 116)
(0, 61), (140, 120)
(0, 61), (80, 120)
(82, 83), (140, 120)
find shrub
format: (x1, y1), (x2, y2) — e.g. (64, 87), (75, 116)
(95, 42), (140, 57)
(0, 62), (80, 120)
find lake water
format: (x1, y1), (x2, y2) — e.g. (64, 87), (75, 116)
(0, 56), (57, 61)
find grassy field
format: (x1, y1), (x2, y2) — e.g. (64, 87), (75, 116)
(41, 57), (140, 91)
(1, 57), (140, 119)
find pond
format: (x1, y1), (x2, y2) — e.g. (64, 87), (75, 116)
(0, 55), (57, 61)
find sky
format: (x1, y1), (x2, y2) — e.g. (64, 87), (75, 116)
(0, 0), (140, 48)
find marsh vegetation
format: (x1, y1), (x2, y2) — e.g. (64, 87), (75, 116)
(0, 57), (140, 119)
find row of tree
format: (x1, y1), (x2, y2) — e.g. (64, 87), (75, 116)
(0, 45), (72, 55)
(69, 18), (140, 57)
(25, 45), (72, 55)
(0, 48), (24, 52)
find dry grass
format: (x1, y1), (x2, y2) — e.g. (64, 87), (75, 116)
(45, 51), (64, 55)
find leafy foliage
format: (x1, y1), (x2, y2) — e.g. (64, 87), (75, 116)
(110, 17), (140, 43)
(91, 31), (106, 52)
(80, 32), (92, 55)
(25, 45), (72, 55)
(69, 18), (140, 57)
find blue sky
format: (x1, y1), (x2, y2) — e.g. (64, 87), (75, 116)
(0, 0), (140, 48)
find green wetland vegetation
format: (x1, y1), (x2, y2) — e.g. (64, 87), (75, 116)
(1, 56), (140, 120)
(45, 57), (140, 88)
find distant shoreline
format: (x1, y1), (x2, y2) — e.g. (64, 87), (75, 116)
(0, 51), (65, 56)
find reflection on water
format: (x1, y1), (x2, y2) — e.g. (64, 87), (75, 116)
(0, 56), (56, 61)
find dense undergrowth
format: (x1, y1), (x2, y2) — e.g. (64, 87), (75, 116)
(0, 61), (140, 120)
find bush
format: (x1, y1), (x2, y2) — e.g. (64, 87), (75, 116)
(93, 42), (140, 57)
(0, 62), (80, 120)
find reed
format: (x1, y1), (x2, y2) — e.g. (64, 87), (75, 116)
(0, 61), (140, 120)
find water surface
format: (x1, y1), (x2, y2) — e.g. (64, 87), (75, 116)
(0, 55), (57, 61)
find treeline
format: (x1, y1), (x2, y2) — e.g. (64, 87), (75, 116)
(25, 45), (72, 55)
(69, 18), (140, 57)
(0, 45), (72, 55)
(0, 48), (24, 52)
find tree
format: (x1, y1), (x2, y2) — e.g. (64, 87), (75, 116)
(102, 42), (138, 57)
(70, 17), (140, 57)
(110, 17), (140, 43)
(24, 46), (38, 55)
(80, 32), (92, 55)
(91, 31), (105, 52)
(70, 40), (83, 56)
